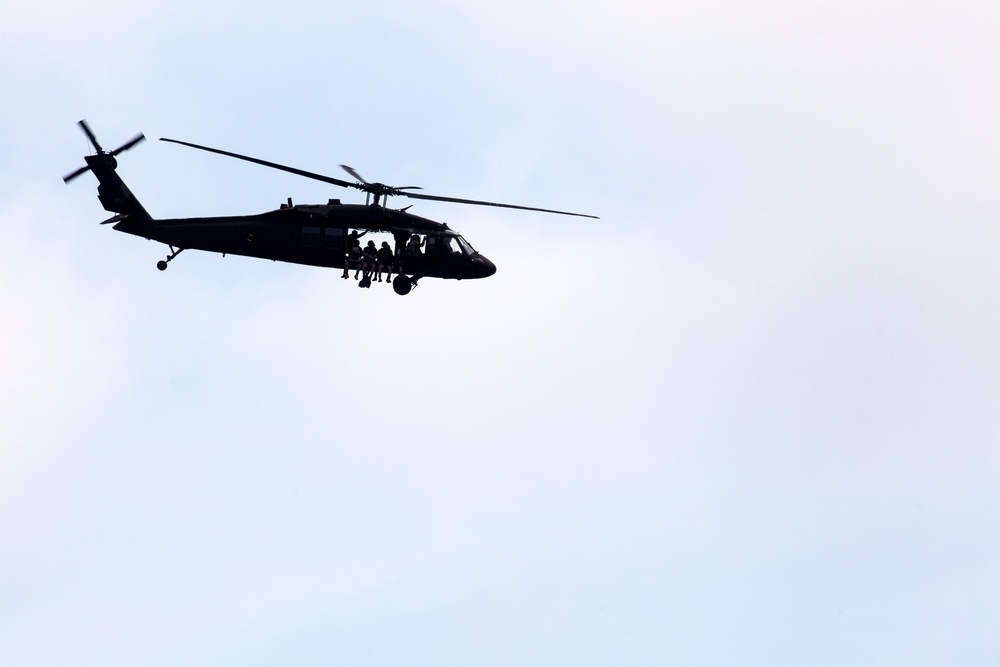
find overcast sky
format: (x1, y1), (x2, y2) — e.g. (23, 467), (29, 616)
(1, 1), (998, 665)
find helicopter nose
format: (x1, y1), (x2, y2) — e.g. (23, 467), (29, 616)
(472, 255), (497, 278)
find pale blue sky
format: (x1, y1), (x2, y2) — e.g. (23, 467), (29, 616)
(1, 1), (998, 665)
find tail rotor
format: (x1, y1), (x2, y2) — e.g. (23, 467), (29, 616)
(63, 119), (145, 183)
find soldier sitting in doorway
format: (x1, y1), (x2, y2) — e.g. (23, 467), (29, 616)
(361, 240), (378, 278)
(376, 241), (394, 283)
(343, 237), (363, 279)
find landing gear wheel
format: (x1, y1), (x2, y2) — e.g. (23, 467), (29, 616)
(392, 274), (413, 296)
(157, 246), (184, 271)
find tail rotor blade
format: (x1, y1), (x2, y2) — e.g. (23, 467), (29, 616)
(65, 122), (145, 186)
(63, 165), (91, 183)
(111, 133), (146, 156)
(78, 119), (103, 153)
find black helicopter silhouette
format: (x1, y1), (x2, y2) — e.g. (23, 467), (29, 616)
(64, 120), (597, 295)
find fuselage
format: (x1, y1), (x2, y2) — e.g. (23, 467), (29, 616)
(113, 200), (496, 280)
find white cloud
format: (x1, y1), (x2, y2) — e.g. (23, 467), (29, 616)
(1, 0), (999, 664)
(0, 196), (130, 498)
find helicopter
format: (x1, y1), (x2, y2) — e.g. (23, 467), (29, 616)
(63, 120), (598, 295)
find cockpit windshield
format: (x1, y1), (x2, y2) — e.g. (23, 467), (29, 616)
(453, 235), (475, 256)
(441, 235), (472, 256)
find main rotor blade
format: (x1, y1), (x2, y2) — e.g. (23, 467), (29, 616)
(340, 164), (369, 184)
(340, 166), (420, 193)
(78, 119), (103, 153)
(160, 138), (359, 190)
(111, 133), (146, 156)
(161, 137), (597, 218)
(401, 191), (599, 219)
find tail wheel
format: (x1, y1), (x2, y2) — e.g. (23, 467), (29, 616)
(157, 246), (184, 271)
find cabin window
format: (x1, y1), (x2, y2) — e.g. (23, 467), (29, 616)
(323, 227), (344, 249)
(301, 226), (321, 247)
